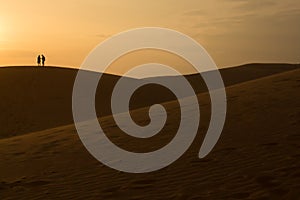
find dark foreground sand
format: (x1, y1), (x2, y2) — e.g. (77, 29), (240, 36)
(0, 64), (300, 199)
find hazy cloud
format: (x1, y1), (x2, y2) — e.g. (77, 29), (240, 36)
(231, 0), (278, 10)
(180, 0), (300, 66)
(183, 9), (207, 16)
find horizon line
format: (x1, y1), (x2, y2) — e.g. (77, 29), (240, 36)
(0, 62), (299, 79)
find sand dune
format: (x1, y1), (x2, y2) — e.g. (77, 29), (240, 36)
(1, 66), (300, 199)
(0, 63), (299, 138)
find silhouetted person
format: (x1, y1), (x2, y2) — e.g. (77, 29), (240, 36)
(37, 55), (41, 66)
(41, 54), (46, 66)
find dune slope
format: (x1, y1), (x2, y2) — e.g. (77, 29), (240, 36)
(1, 68), (299, 199)
(0, 64), (299, 138)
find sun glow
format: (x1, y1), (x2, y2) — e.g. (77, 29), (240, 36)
(0, 19), (3, 38)
(0, 18), (8, 42)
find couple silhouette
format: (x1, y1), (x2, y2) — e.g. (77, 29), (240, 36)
(37, 54), (46, 66)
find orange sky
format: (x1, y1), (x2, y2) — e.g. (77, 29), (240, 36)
(0, 0), (300, 71)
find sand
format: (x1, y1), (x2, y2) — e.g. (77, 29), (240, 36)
(0, 64), (300, 199)
(0, 63), (298, 139)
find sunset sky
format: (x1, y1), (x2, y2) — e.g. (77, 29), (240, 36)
(0, 0), (299, 70)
